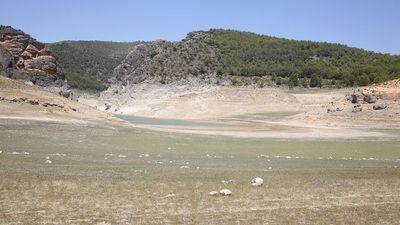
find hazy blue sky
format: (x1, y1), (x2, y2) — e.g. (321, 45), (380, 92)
(1, 0), (399, 54)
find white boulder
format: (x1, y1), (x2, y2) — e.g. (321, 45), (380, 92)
(219, 189), (232, 196)
(251, 177), (264, 187)
(208, 191), (219, 196)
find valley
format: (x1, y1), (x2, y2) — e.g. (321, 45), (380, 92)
(0, 24), (399, 224)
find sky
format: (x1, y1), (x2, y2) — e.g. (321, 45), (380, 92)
(1, 0), (399, 54)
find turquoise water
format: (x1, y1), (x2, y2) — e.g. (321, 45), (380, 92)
(116, 114), (222, 127)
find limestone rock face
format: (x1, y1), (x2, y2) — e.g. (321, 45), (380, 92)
(109, 31), (218, 87)
(0, 25), (64, 87)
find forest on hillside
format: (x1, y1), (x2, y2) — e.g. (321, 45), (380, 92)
(47, 41), (140, 91)
(46, 30), (400, 91)
(210, 29), (400, 87)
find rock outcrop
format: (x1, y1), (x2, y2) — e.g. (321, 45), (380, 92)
(0, 25), (65, 87)
(109, 31), (219, 87)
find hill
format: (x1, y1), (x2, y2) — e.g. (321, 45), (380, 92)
(47, 41), (140, 91)
(111, 29), (400, 89)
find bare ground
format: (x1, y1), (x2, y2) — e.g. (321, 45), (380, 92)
(97, 81), (400, 138)
(0, 76), (122, 126)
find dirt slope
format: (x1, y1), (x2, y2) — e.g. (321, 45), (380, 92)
(0, 76), (116, 124)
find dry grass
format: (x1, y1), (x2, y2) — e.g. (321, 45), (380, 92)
(0, 76), (38, 90)
(0, 119), (399, 224)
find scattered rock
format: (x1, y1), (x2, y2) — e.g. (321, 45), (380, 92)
(41, 102), (64, 108)
(352, 105), (362, 113)
(349, 92), (379, 105)
(165, 193), (176, 198)
(373, 100), (387, 110)
(27, 99), (39, 105)
(363, 93), (377, 103)
(208, 191), (219, 196)
(221, 179), (234, 184)
(105, 103), (111, 110)
(251, 177), (264, 187)
(219, 189), (232, 196)
(350, 92), (364, 104)
(139, 153), (150, 158)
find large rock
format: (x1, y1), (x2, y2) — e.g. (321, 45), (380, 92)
(363, 93), (377, 103)
(24, 56), (58, 74)
(350, 92), (364, 104)
(373, 100), (387, 110)
(0, 25), (65, 87)
(348, 92), (379, 104)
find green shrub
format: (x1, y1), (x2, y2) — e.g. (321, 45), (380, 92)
(357, 74), (371, 86)
(66, 72), (107, 91)
(310, 75), (322, 88)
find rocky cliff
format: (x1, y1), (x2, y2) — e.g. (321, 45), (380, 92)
(0, 25), (65, 87)
(110, 31), (220, 86)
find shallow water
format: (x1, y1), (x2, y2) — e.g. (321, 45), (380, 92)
(116, 114), (223, 127)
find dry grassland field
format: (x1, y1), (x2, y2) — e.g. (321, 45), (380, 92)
(0, 76), (400, 224)
(0, 117), (400, 224)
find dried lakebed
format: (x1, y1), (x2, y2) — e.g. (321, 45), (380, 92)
(116, 112), (387, 139)
(0, 118), (399, 224)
